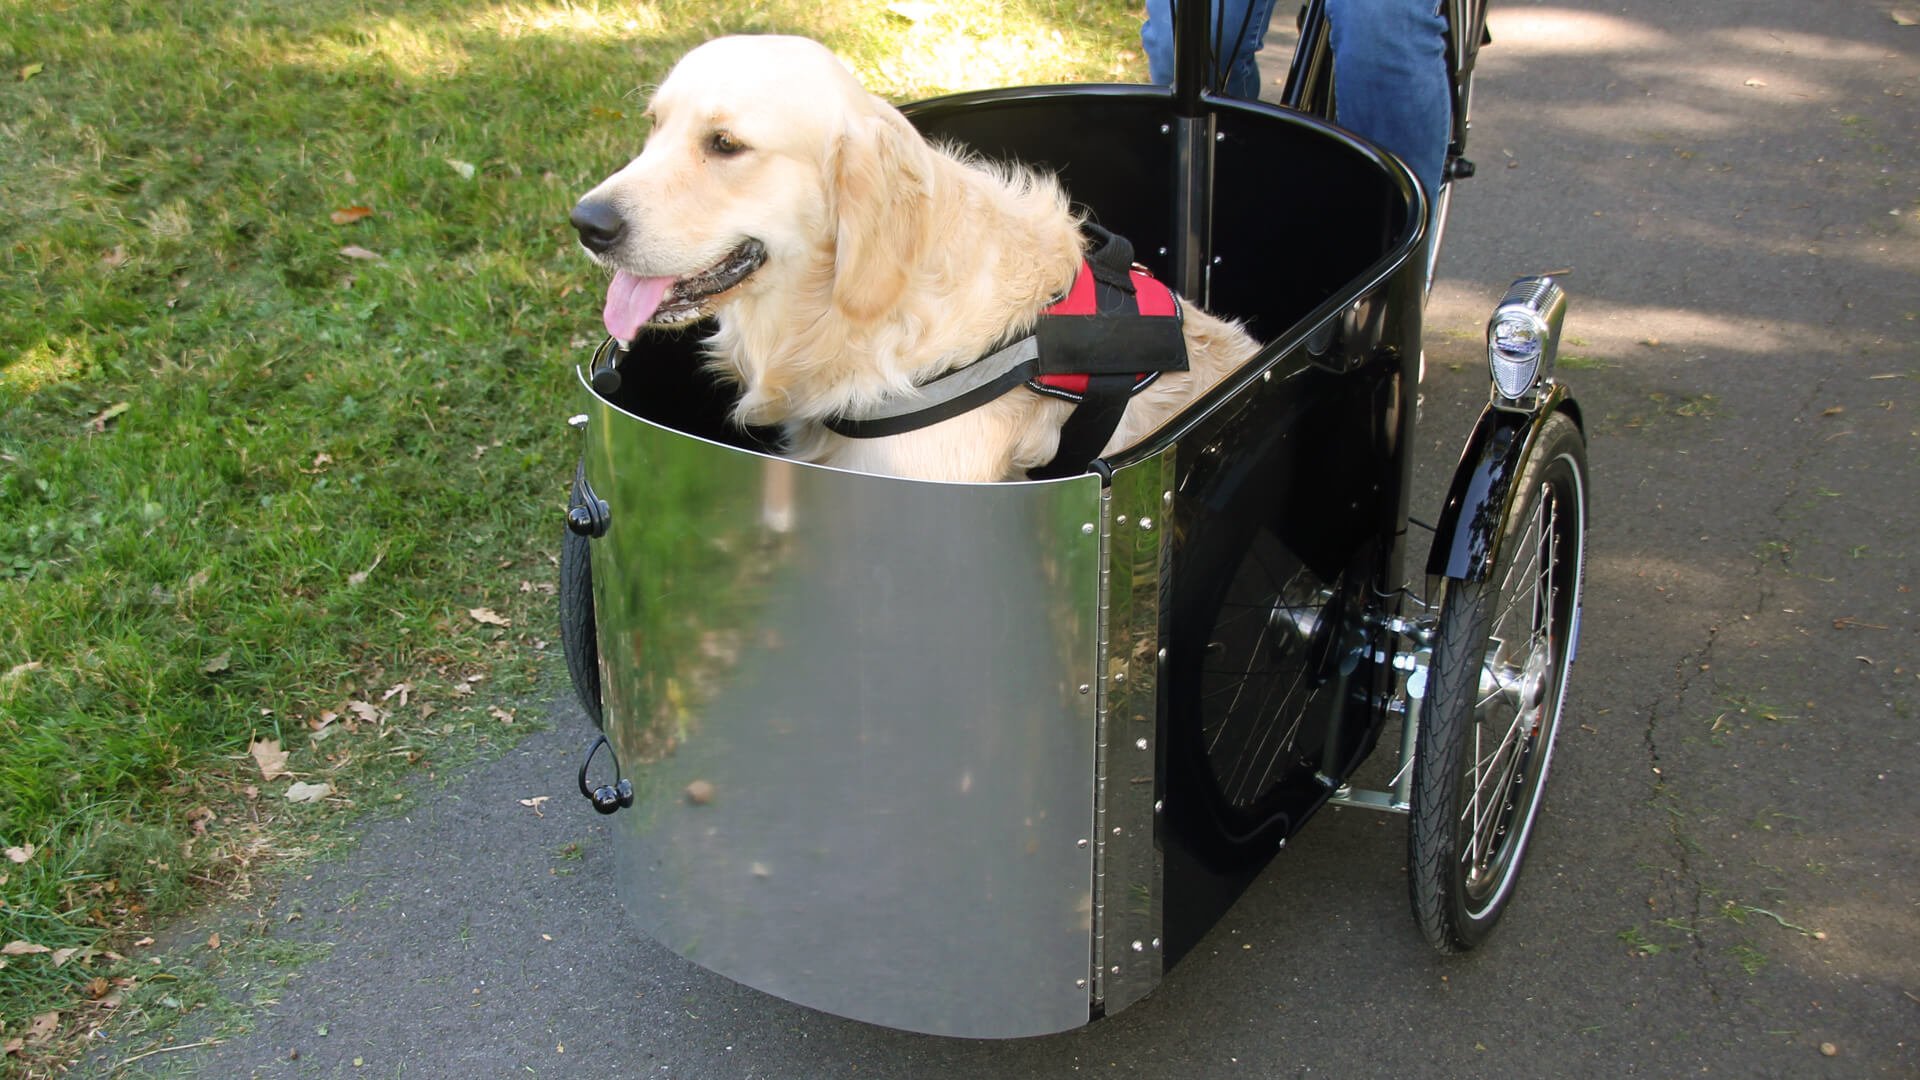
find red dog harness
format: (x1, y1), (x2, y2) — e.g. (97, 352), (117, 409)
(823, 226), (1188, 480)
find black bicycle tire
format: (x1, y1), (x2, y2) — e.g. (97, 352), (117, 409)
(1408, 411), (1586, 952)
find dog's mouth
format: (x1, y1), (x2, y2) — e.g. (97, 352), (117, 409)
(602, 239), (767, 340)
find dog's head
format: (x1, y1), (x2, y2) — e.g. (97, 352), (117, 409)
(572, 35), (934, 340)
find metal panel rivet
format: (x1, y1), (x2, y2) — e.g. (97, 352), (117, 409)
(1152, 938), (1162, 949)
(1113, 671), (1126, 684)
(1081, 522), (1095, 535)
(1138, 517), (1154, 531)
(1154, 799), (1164, 813)
(1163, 490), (1173, 507)
(1157, 648), (1168, 663)
(1111, 965), (1122, 974)
(567, 413), (589, 429)
(1076, 978), (1088, 988)
(1135, 737), (1148, 750)
(1131, 940), (1145, 953)
(1079, 684), (1091, 695)
(1077, 838), (1089, 849)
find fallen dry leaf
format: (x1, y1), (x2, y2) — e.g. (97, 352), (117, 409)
(330, 205), (374, 225)
(4, 941), (52, 956)
(100, 244), (128, 269)
(206, 933), (221, 949)
(490, 706), (515, 724)
(347, 700), (383, 725)
(468, 607), (511, 627)
(202, 651), (231, 674)
(85, 401), (130, 432)
(250, 738), (290, 781)
(518, 796), (550, 817)
(444, 157), (477, 180)
(25, 1012), (57, 1045)
(4, 844), (33, 864)
(347, 551), (383, 587)
(1893, 9), (1917, 26)
(380, 681), (413, 707)
(19, 62), (44, 81)
(286, 781), (332, 804)
(338, 245), (382, 261)
(685, 779), (715, 805)
(3, 661), (41, 684)
(51, 947), (81, 968)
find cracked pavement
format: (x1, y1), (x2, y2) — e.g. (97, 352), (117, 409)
(90, 0), (1917, 1075)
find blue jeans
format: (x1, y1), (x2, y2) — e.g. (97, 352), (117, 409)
(1141, 0), (1451, 201)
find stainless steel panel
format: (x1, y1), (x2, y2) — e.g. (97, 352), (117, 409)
(579, 371), (1105, 1038)
(1091, 455), (1173, 1015)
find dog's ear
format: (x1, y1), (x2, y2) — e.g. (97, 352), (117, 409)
(829, 108), (929, 322)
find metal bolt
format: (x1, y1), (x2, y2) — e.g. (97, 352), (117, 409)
(1153, 799), (1164, 813)
(567, 414), (590, 429)
(1079, 683), (1091, 695)
(1216, 131), (1226, 142)
(1076, 978), (1088, 989)
(1081, 522), (1095, 535)
(1135, 737), (1149, 751)
(1111, 965), (1122, 974)
(1113, 826), (1123, 835)
(1163, 490), (1173, 507)
(1138, 517), (1153, 531)
(1152, 937), (1162, 949)
(1131, 940), (1145, 953)
(1157, 647), (1168, 662)
(1116, 514), (1128, 526)
(1077, 838), (1089, 848)
(1160, 124), (1171, 134)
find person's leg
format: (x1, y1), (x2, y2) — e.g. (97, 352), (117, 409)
(1143, 0), (1281, 99)
(1219, 0), (1281, 99)
(1142, 0), (1177, 86)
(1326, 0), (1451, 201)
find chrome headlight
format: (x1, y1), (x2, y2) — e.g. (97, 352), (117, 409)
(1486, 277), (1568, 403)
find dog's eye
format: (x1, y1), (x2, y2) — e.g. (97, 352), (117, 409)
(707, 130), (747, 157)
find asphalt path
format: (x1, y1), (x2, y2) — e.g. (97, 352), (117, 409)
(95, 0), (1918, 1075)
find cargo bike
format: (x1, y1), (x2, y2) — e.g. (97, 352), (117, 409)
(557, 0), (1587, 1039)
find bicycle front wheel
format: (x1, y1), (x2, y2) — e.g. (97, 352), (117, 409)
(1408, 412), (1586, 951)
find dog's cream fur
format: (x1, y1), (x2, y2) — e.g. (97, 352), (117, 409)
(578, 35), (1259, 482)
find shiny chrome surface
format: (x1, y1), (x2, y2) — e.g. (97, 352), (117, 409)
(579, 370), (1107, 1038)
(1091, 456), (1175, 1015)
(1486, 276), (1568, 406)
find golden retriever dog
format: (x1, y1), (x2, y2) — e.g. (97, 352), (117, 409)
(570, 35), (1258, 482)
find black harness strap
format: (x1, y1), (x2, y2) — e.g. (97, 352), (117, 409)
(1026, 373), (1138, 480)
(821, 225), (1188, 480)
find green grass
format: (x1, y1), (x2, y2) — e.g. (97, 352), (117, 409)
(0, 0), (1145, 1067)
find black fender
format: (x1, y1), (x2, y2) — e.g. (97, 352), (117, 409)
(1426, 385), (1582, 582)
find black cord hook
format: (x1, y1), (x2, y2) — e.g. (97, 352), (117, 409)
(577, 734), (633, 815)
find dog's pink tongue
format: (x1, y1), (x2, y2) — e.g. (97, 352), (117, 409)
(603, 270), (674, 341)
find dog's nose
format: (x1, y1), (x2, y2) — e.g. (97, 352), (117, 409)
(570, 198), (628, 254)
